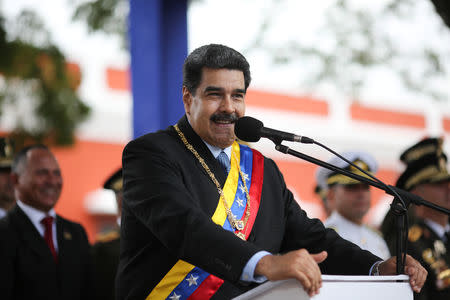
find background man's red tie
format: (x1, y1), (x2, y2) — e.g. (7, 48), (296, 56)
(41, 216), (58, 263)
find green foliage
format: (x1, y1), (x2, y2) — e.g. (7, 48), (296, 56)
(0, 10), (90, 146)
(72, 0), (128, 46)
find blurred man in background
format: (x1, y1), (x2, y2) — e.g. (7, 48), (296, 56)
(0, 137), (15, 218)
(387, 137), (450, 300)
(0, 144), (93, 300)
(92, 168), (122, 300)
(316, 151), (391, 259)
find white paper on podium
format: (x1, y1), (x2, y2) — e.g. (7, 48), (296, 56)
(233, 275), (413, 300)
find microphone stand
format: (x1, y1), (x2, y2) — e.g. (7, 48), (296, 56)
(272, 141), (450, 274)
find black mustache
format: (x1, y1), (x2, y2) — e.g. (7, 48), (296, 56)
(210, 114), (238, 123)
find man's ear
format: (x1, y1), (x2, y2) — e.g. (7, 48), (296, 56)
(10, 172), (19, 186)
(182, 86), (193, 115)
(327, 187), (335, 204)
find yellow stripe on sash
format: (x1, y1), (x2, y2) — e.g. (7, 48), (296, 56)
(212, 142), (240, 226)
(147, 142), (241, 299)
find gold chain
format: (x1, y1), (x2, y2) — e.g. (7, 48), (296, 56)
(174, 124), (251, 240)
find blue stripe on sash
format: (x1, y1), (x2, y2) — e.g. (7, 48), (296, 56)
(223, 144), (253, 231)
(165, 267), (210, 300)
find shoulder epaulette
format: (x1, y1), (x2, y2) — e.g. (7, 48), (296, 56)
(96, 230), (119, 243)
(408, 225), (423, 242)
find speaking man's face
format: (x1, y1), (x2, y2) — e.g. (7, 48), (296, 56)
(183, 67), (246, 149)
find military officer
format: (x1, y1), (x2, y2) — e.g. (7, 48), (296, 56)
(91, 168), (122, 300)
(393, 137), (450, 300)
(0, 137), (15, 218)
(316, 151), (391, 259)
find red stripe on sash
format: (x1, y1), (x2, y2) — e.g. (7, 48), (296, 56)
(187, 275), (224, 300)
(243, 149), (264, 239)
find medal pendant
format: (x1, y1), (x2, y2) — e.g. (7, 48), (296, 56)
(235, 220), (244, 231)
(236, 232), (246, 240)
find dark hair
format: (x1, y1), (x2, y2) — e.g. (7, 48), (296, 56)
(12, 144), (50, 174)
(183, 44), (251, 94)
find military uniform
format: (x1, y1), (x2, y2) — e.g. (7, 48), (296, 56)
(92, 229), (120, 300)
(407, 220), (450, 300)
(325, 211), (391, 260)
(91, 169), (122, 300)
(382, 137), (450, 300)
(316, 151), (391, 259)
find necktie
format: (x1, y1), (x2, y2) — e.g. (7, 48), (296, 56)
(41, 216), (58, 263)
(216, 151), (230, 174)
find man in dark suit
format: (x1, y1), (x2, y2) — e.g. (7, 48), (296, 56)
(384, 138), (450, 300)
(117, 44), (427, 299)
(92, 168), (122, 300)
(0, 144), (93, 300)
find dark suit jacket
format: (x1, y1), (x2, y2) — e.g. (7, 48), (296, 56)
(0, 205), (93, 300)
(117, 115), (380, 299)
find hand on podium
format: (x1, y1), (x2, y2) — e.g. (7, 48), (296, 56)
(378, 255), (427, 293)
(254, 249), (328, 297)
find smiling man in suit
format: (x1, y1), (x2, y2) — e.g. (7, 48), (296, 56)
(0, 144), (93, 300)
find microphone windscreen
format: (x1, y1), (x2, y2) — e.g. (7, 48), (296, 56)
(234, 116), (263, 142)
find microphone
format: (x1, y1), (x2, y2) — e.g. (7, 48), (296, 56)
(234, 116), (314, 144)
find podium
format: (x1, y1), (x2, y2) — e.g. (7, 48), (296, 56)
(233, 275), (412, 300)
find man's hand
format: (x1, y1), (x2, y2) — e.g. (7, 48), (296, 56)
(378, 255), (427, 293)
(254, 249), (328, 297)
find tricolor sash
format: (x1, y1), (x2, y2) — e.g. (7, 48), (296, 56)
(147, 142), (264, 300)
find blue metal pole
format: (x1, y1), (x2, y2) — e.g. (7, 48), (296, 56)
(128, 0), (188, 138)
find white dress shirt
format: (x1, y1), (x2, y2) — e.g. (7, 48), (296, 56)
(203, 142), (232, 161)
(425, 219), (450, 242)
(17, 200), (59, 251)
(325, 211), (390, 259)
(0, 207), (6, 219)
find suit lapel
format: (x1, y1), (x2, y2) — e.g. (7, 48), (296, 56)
(175, 115), (228, 185)
(10, 205), (54, 261)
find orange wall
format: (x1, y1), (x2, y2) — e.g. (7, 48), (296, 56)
(246, 90), (329, 116)
(351, 103), (425, 128)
